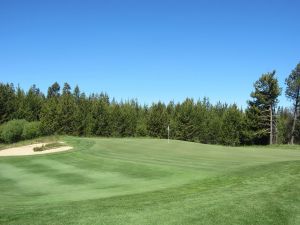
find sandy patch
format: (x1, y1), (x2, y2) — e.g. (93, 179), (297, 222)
(0, 143), (73, 156)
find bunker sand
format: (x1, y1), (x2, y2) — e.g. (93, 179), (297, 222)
(0, 143), (72, 156)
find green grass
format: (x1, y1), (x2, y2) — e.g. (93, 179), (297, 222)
(0, 137), (299, 225)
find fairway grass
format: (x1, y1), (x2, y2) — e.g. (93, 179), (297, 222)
(0, 137), (299, 225)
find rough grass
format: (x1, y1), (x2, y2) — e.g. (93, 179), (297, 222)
(33, 142), (66, 152)
(0, 137), (299, 225)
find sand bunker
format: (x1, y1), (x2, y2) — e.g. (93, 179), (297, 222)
(0, 143), (73, 156)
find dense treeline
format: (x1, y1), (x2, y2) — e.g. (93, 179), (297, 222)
(1, 63), (299, 145)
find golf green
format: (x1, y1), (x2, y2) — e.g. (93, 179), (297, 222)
(0, 137), (299, 225)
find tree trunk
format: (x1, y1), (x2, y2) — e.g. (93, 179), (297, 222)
(291, 88), (299, 145)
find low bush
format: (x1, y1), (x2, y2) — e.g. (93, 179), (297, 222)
(22, 121), (41, 140)
(0, 120), (27, 143)
(0, 120), (42, 143)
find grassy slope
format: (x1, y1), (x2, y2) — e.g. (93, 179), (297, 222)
(0, 137), (299, 225)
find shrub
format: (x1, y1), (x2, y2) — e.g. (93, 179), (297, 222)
(33, 142), (65, 152)
(0, 119), (27, 143)
(33, 145), (45, 152)
(22, 121), (41, 140)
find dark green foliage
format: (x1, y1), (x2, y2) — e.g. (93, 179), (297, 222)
(40, 97), (60, 135)
(206, 103), (224, 144)
(110, 101), (139, 137)
(244, 104), (268, 144)
(193, 99), (210, 143)
(147, 102), (169, 138)
(0, 83), (16, 124)
(136, 106), (148, 136)
(57, 84), (77, 134)
(73, 85), (80, 100)
(47, 82), (60, 98)
(0, 119), (27, 143)
(250, 71), (281, 106)
(246, 71), (281, 145)
(174, 98), (197, 141)
(90, 94), (111, 136)
(0, 120), (42, 143)
(13, 85), (44, 122)
(73, 92), (89, 136)
(22, 121), (41, 140)
(0, 74), (297, 145)
(285, 62), (300, 144)
(221, 105), (244, 146)
(25, 85), (44, 121)
(285, 63), (300, 101)
(276, 107), (291, 144)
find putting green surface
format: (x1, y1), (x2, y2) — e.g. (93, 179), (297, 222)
(0, 137), (299, 225)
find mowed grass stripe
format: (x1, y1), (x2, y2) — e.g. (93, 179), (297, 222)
(72, 138), (300, 173)
(0, 137), (299, 225)
(1, 160), (299, 225)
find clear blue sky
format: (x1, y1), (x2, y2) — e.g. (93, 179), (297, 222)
(0, 0), (299, 108)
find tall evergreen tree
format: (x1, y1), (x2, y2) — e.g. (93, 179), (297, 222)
(206, 102), (225, 144)
(174, 98), (196, 141)
(136, 105), (148, 137)
(73, 92), (88, 136)
(57, 83), (76, 134)
(73, 85), (80, 101)
(14, 86), (27, 120)
(47, 82), (60, 98)
(62, 82), (71, 95)
(24, 85), (44, 121)
(116, 101), (138, 137)
(40, 83), (61, 134)
(221, 104), (244, 146)
(0, 83), (16, 124)
(147, 102), (168, 138)
(276, 107), (293, 144)
(194, 98), (210, 143)
(285, 62), (300, 144)
(246, 71), (281, 145)
(90, 94), (111, 136)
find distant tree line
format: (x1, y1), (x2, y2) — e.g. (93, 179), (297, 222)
(0, 62), (299, 145)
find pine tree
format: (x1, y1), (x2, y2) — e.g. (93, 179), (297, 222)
(73, 85), (80, 101)
(221, 104), (244, 146)
(285, 62), (300, 144)
(57, 83), (76, 134)
(147, 102), (168, 138)
(247, 71), (281, 145)
(24, 85), (44, 121)
(40, 97), (59, 135)
(47, 82), (60, 98)
(14, 86), (27, 120)
(0, 83), (16, 124)
(194, 98), (210, 143)
(91, 94), (111, 136)
(276, 107), (293, 144)
(174, 98), (196, 141)
(206, 102), (225, 144)
(40, 83), (61, 134)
